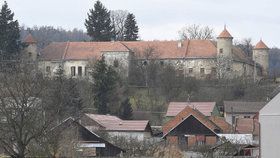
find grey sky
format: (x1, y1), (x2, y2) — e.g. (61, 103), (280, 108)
(5, 0), (280, 47)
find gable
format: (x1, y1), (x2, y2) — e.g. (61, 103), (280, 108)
(167, 115), (219, 137)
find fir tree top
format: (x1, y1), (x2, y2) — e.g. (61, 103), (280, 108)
(85, 0), (114, 41)
(124, 13), (139, 41)
(0, 1), (20, 60)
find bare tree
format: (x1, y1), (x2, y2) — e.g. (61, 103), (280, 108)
(0, 62), (57, 157)
(110, 10), (129, 41)
(235, 38), (253, 57)
(179, 24), (214, 40)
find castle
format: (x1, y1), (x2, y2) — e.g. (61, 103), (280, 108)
(23, 27), (270, 80)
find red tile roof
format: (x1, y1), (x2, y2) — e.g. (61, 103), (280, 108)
(24, 34), (37, 44)
(166, 102), (216, 117)
(85, 114), (150, 132)
(40, 41), (129, 61)
(254, 40), (269, 49)
(218, 27), (233, 38)
(163, 106), (221, 137)
(235, 118), (259, 135)
(209, 116), (232, 133)
(39, 39), (252, 63)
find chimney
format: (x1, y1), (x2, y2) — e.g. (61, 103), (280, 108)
(178, 41), (183, 48)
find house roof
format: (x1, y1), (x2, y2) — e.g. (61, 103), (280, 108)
(235, 118), (259, 135)
(209, 116), (232, 133)
(39, 39), (253, 64)
(224, 101), (266, 113)
(24, 34), (37, 44)
(52, 117), (124, 152)
(85, 114), (150, 132)
(166, 102), (216, 117)
(254, 40), (269, 49)
(40, 41), (129, 61)
(162, 106), (221, 137)
(218, 27), (233, 38)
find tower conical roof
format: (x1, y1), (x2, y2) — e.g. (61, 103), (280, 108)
(24, 34), (37, 44)
(218, 26), (233, 38)
(254, 39), (269, 49)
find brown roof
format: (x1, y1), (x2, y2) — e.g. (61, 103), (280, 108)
(39, 39), (253, 63)
(85, 114), (150, 132)
(224, 101), (266, 113)
(40, 41), (129, 61)
(24, 34), (37, 44)
(163, 106), (221, 137)
(209, 116), (232, 133)
(254, 40), (269, 49)
(123, 40), (217, 59)
(235, 118), (259, 135)
(166, 102), (216, 117)
(218, 27), (233, 38)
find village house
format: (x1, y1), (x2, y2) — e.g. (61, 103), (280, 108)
(259, 92), (280, 158)
(27, 27), (270, 80)
(162, 106), (231, 150)
(80, 114), (152, 141)
(223, 101), (266, 125)
(165, 102), (220, 123)
(49, 117), (124, 157)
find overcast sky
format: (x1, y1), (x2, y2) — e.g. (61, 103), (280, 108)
(4, 0), (280, 47)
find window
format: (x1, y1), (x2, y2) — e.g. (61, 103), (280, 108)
(143, 61), (147, 66)
(113, 59), (119, 67)
(71, 66), (76, 76)
(227, 67), (231, 71)
(189, 68), (193, 73)
(78, 66), (82, 76)
(200, 68), (205, 74)
(28, 52), (32, 58)
(244, 116), (251, 118)
(160, 61), (164, 66)
(46, 66), (51, 73)
(219, 48), (223, 54)
(211, 67), (216, 74)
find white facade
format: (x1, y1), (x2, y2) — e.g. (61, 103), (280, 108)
(259, 93), (280, 158)
(107, 131), (152, 141)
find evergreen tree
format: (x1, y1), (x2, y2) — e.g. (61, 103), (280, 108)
(124, 13), (139, 41)
(50, 66), (83, 121)
(0, 1), (20, 60)
(119, 98), (133, 120)
(85, 0), (114, 41)
(91, 57), (119, 114)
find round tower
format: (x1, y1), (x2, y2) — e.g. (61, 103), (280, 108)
(23, 33), (37, 61)
(217, 26), (233, 58)
(253, 39), (269, 76)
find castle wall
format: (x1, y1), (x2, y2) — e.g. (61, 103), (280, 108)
(102, 51), (131, 77)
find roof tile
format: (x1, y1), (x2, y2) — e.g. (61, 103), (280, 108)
(166, 102), (216, 117)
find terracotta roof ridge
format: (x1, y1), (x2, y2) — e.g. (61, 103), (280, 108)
(184, 39), (190, 58)
(62, 41), (70, 60)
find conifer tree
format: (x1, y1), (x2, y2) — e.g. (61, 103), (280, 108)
(91, 57), (119, 114)
(119, 98), (133, 120)
(0, 1), (20, 60)
(85, 0), (114, 41)
(124, 13), (139, 41)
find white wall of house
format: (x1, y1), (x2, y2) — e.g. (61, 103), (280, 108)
(260, 93), (280, 158)
(107, 131), (152, 141)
